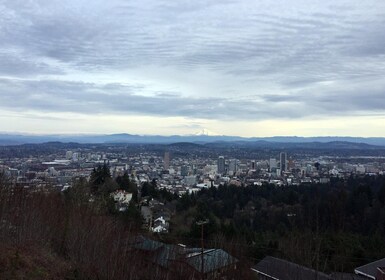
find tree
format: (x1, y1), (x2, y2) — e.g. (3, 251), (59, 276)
(116, 172), (138, 201)
(116, 172), (130, 192)
(314, 162), (321, 171)
(0, 171), (12, 189)
(90, 163), (113, 194)
(141, 182), (158, 198)
(119, 202), (143, 229)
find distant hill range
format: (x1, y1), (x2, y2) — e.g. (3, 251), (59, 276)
(0, 133), (385, 148)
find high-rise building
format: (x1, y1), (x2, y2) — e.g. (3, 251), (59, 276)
(228, 159), (237, 174)
(251, 160), (256, 170)
(288, 157), (295, 170)
(181, 165), (189, 176)
(269, 158), (277, 172)
(217, 156), (225, 174)
(280, 152), (287, 173)
(164, 151), (170, 170)
(72, 152), (79, 162)
(66, 151), (73, 160)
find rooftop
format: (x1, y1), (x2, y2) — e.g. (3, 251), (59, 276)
(355, 258), (385, 280)
(252, 256), (332, 280)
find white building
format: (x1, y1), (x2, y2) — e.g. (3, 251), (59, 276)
(110, 190), (133, 211)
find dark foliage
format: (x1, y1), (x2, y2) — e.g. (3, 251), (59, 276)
(169, 175), (385, 273)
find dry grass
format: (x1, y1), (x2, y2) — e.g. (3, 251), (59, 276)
(0, 184), (249, 279)
(0, 244), (75, 280)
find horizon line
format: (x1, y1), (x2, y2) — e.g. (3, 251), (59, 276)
(0, 132), (385, 139)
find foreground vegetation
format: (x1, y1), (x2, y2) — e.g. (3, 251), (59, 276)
(1, 168), (385, 278)
(0, 169), (250, 279)
(165, 175), (385, 273)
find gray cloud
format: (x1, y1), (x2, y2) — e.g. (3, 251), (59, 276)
(0, 52), (63, 76)
(0, 0), (385, 125)
(1, 77), (384, 121)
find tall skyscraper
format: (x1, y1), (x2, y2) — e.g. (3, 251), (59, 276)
(288, 157), (295, 170)
(251, 160), (256, 170)
(228, 159), (237, 174)
(164, 151), (170, 170)
(217, 156), (225, 174)
(269, 158), (277, 172)
(280, 152), (287, 173)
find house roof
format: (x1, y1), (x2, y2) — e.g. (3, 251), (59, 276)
(354, 258), (385, 279)
(185, 249), (238, 274)
(252, 256), (332, 280)
(131, 236), (164, 251)
(151, 244), (182, 268)
(330, 272), (368, 280)
(130, 236), (238, 274)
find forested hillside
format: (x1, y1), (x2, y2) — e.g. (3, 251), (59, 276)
(164, 175), (385, 273)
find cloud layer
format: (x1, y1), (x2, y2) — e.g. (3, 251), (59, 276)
(1, 0), (385, 135)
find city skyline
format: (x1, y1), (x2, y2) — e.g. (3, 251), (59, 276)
(1, 0), (385, 136)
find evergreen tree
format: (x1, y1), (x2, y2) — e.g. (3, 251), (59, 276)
(90, 163), (113, 194)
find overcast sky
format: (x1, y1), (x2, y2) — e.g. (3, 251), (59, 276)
(1, 0), (385, 136)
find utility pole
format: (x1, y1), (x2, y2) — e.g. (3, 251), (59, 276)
(196, 219), (209, 280)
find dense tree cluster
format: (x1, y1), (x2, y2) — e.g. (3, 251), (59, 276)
(65, 164), (141, 228)
(170, 175), (385, 273)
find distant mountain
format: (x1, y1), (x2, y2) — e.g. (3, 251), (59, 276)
(253, 136), (385, 146)
(204, 140), (382, 150)
(193, 129), (220, 136)
(0, 133), (385, 147)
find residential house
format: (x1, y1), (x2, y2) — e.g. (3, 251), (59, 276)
(110, 190), (132, 211)
(252, 256), (332, 280)
(152, 216), (169, 233)
(130, 236), (238, 279)
(355, 258), (385, 279)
